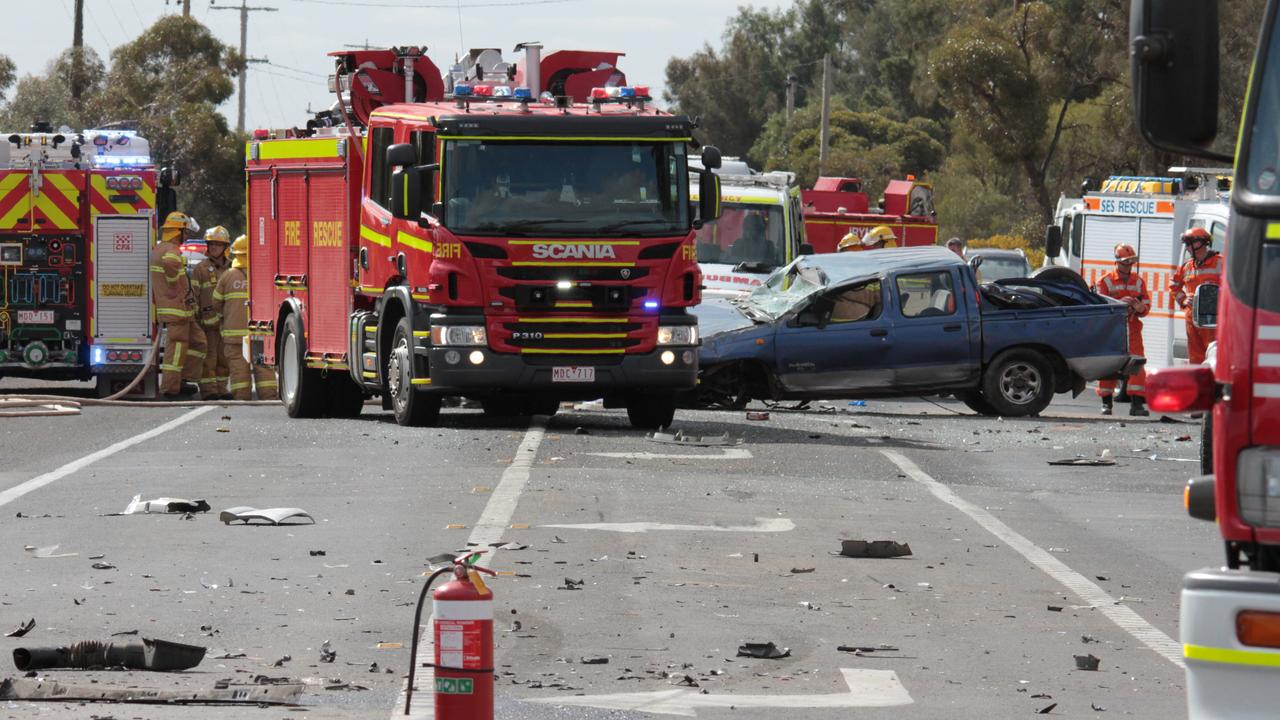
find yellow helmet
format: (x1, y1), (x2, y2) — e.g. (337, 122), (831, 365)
(204, 225), (231, 245)
(230, 235), (248, 255)
(862, 225), (897, 248)
(162, 211), (200, 234)
(837, 231), (862, 252)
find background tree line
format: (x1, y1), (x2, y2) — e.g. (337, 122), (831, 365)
(665, 0), (1264, 247)
(0, 16), (246, 231)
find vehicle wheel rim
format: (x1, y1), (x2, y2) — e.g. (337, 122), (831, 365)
(282, 333), (299, 404)
(388, 337), (409, 412)
(999, 362), (1041, 405)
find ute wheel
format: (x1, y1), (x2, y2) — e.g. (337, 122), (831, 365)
(280, 313), (326, 418)
(627, 394), (676, 430)
(1201, 411), (1214, 475)
(981, 349), (1055, 417)
(325, 374), (365, 418)
(956, 390), (998, 416)
(387, 316), (441, 427)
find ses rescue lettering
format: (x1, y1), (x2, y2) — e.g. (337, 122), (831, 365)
(531, 244), (617, 260)
(312, 220), (343, 248)
(1098, 198), (1158, 215)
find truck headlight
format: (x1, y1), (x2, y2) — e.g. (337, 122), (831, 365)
(430, 325), (487, 346)
(657, 325), (698, 346)
(1238, 447), (1280, 527)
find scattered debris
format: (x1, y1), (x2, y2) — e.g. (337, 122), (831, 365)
(574, 427), (590, 435)
(790, 567), (815, 574)
(319, 641), (336, 663)
(216, 427), (231, 433)
(1175, 435), (1193, 442)
(13, 638), (206, 671)
(5, 619), (35, 638)
(798, 601), (820, 611)
(745, 411), (770, 421)
(120, 495), (211, 515)
(838, 539), (912, 558)
(648, 430), (743, 447)
(561, 578), (585, 591)
(1047, 605), (1063, 612)
(91, 562), (117, 570)
(1048, 457), (1116, 466)
(495, 542), (528, 551)
(1074, 654), (1101, 671)
(837, 644), (899, 653)
(580, 656), (609, 665)
(309, 550), (326, 557)
(736, 641), (790, 659)
(673, 674), (699, 687)
(1092, 702), (1107, 711)
(551, 536), (567, 544)
(24, 545), (76, 559)
(0, 677), (303, 705)
(219, 507), (314, 526)
(272, 655), (291, 667)
(1038, 703), (1058, 714)
(1081, 634), (1099, 644)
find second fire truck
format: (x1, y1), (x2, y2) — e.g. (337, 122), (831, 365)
(245, 45), (720, 428)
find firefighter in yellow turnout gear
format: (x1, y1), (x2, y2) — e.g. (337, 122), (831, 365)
(150, 212), (208, 398)
(213, 236), (278, 400)
(192, 226), (232, 399)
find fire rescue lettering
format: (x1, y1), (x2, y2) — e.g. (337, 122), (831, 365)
(436, 242), (463, 259)
(681, 244), (697, 261)
(530, 243), (617, 260)
(283, 221), (302, 246)
(312, 220), (343, 248)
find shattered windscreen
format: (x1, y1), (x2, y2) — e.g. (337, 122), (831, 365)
(741, 261), (829, 319)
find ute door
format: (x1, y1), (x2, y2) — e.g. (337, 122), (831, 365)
(884, 268), (977, 388)
(773, 278), (895, 393)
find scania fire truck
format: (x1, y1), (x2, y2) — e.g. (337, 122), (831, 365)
(245, 46), (720, 428)
(0, 124), (161, 396)
(1135, 1), (1280, 716)
(801, 175), (938, 253)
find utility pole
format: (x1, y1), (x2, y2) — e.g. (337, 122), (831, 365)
(818, 53), (831, 175)
(182, 0), (191, 16)
(71, 0), (84, 101)
(344, 40), (373, 51)
(212, 0), (278, 133)
(785, 73), (797, 122)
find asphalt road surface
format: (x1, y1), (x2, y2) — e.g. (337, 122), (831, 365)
(0, 378), (1219, 719)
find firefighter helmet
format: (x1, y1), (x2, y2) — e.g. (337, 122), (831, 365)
(204, 226), (231, 245)
(1114, 243), (1138, 264)
(1181, 227), (1212, 245)
(162, 211), (199, 234)
(230, 235), (248, 255)
(837, 231), (861, 252)
(862, 225), (897, 248)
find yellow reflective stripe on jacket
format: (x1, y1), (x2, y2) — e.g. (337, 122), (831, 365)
(156, 307), (194, 318)
(150, 264), (165, 273)
(162, 252), (184, 263)
(1185, 643), (1280, 668)
(220, 292), (249, 300)
(221, 329), (251, 338)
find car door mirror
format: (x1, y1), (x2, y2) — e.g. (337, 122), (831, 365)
(1192, 282), (1219, 329)
(1044, 224), (1062, 259)
(389, 167), (422, 220)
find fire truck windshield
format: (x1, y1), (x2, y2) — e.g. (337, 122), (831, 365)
(695, 203), (786, 268)
(1244, 24), (1280, 197)
(442, 139), (689, 238)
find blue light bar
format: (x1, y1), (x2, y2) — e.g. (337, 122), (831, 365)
(91, 346), (105, 365)
(94, 155), (152, 166)
(618, 87), (636, 99)
(453, 83), (473, 97)
(512, 87), (532, 100)
(643, 299), (659, 310)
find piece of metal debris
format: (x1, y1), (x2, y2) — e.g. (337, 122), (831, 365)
(1048, 458), (1116, 467)
(745, 411), (770, 421)
(736, 641), (790, 659)
(24, 545), (76, 559)
(13, 638), (206, 671)
(0, 677), (303, 705)
(580, 656), (609, 665)
(219, 507), (314, 526)
(319, 641), (336, 663)
(1092, 702), (1106, 711)
(648, 430), (743, 447)
(839, 540), (912, 558)
(1074, 653), (1101, 671)
(5, 620), (35, 638)
(121, 495), (211, 515)
(561, 578), (584, 591)
(1047, 605), (1063, 612)
(1038, 703), (1058, 714)
(837, 644), (899, 653)
(790, 567), (815, 574)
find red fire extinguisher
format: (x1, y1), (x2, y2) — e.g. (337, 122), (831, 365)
(405, 552), (496, 717)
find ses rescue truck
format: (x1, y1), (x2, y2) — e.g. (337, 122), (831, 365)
(1046, 172), (1230, 370)
(0, 124), (162, 396)
(801, 176), (938, 253)
(246, 46), (720, 428)
(1133, 1), (1280, 716)
(689, 162), (807, 295)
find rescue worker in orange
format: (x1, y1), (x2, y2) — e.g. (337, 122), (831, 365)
(192, 226), (232, 399)
(213, 236), (278, 401)
(1094, 243), (1151, 416)
(150, 211), (207, 399)
(1170, 226), (1223, 364)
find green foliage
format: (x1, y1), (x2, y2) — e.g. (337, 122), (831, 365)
(0, 55), (15, 100)
(0, 48), (106, 131)
(967, 234), (1045, 269)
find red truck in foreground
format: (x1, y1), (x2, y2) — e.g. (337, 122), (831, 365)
(245, 46), (720, 428)
(1135, 1), (1280, 716)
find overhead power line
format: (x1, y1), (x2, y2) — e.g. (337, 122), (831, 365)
(278, 0), (579, 8)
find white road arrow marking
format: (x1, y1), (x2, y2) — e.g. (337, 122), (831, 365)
(525, 668), (912, 716)
(585, 448), (753, 460)
(542, 517), (794, 534)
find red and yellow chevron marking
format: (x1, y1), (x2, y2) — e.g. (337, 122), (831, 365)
(0, 171), (32, 230)
(32, 171), (84, 231)
(89, 173), (156, 217)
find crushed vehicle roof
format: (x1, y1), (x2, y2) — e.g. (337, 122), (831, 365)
(793, 246), (966, 285)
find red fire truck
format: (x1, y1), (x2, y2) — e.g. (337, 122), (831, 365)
(1135, 1), (1280, 716)
(246, 46), (719, 428)
(801, 175), (938, 253)
(0, 124), (164, 396)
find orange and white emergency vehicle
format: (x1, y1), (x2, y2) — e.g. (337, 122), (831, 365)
(0, 124), (162, 395)
(801, 176), (938, 253)
(1046, 172), (1230, 370)
(245, 46), (719, 428)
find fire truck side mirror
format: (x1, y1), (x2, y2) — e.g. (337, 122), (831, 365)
(390, 167), (422, 221)
(698, 173), (722, 223)
(1130, 0), (1228, 161)
(700, 145), (722, 171)
(1044, 224), (1063, 258)
(386, 143), (417, 169)
(160, 167), (181, 188)
(1192, 283), (1219, 329)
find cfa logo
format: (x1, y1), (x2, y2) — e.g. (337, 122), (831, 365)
(530, 244), (617, 260)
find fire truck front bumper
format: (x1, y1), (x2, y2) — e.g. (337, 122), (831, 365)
(420, 347), (698, 396)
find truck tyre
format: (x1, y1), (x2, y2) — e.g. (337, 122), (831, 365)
(956, 390), (998, 416)
(627, 394), (675, 429)
(280, 313), (326, 418)
(325, 375), (365, 418)
(981, 349), (1055, 417)
(387, 316), (441, 427)
(1201, 411), (1214, 475)
(482, 397), (529, 418)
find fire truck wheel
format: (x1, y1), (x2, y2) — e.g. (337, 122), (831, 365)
(325, 375), (365, 418)
(482, 397), (529, 418)
(1200, 411), (1213, 475)
(388, 317), (441, 427)
(981, 348), (1054, 417)
(956, 390), (998, 416)
(280, 313), (326, 418)
(626, 395), (676, 430)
